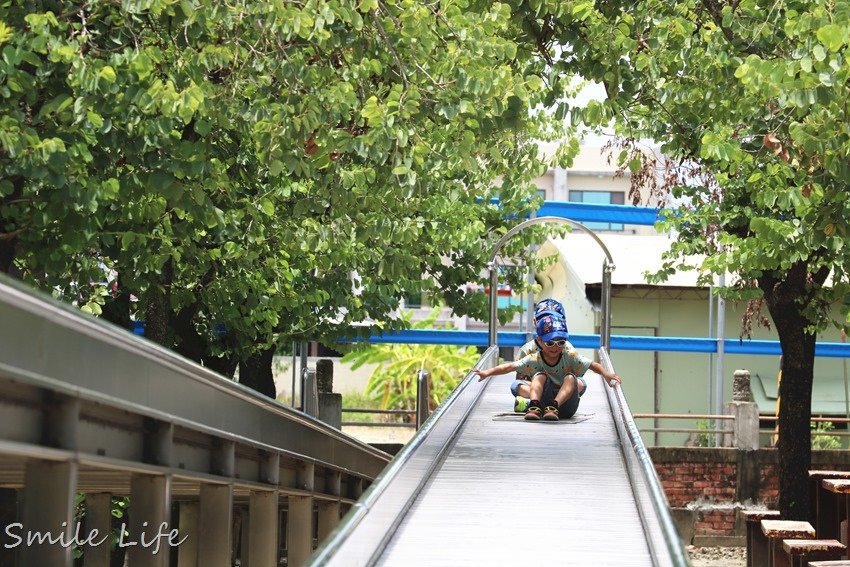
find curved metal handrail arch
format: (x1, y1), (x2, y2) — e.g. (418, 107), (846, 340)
(487, 216), (616, 349)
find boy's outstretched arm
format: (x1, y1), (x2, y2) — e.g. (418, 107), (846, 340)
(473, 361), (517, 382)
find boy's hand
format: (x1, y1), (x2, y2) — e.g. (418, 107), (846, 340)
(473, 369), (490, 382)
(605, 371), (622, 387)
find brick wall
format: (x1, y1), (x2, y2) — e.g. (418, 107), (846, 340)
(649, 447), (850, 541)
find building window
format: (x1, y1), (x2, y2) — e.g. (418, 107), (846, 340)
(568, 190), (625, 231)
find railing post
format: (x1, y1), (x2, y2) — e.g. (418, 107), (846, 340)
(20, 460), (77, 567)
(198, 483), (233, 567)
(601, 258), (614, 350)
(416, 369), (431, 429)
(248, 491), (279, 567)
(488, 263), (499, 347)
(302, 368), (318, 417)
(127, 474), (170, 567)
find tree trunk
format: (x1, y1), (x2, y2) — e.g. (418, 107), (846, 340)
(759, 263), (823, 520)
(0, 177), (23, 278)
(205, 353), (238, 378)
(0, 237), (16, 276)
(238, 346), (277, 398)
(102, 274), (132, 331)
(143, 260), (174, 347)
(171, 304), (206, 364)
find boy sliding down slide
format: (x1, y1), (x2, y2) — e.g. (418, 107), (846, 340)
(512, 298), (573, 411)
(473, 315), (621, 421)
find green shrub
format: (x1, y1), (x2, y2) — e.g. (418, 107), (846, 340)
(811, 420), (841, 450)
(341, 308), (480, 419)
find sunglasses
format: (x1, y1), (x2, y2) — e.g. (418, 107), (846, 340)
(545, 339), (567, 347)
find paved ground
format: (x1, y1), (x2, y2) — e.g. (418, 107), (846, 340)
(687, 545), (746, 566)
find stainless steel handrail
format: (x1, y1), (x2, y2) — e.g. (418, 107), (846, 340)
(308, 346), (499, 566)
(600, 347), (692, 567)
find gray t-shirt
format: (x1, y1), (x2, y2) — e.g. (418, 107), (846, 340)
(515, 338), (577, 380)
(511, 348), (592, 387)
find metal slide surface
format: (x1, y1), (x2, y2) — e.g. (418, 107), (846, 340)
(372, 372), (654, 566)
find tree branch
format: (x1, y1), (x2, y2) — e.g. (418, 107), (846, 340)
(370, 10), (409, 88)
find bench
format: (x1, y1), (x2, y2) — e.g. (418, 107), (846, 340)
(744, 509), (781, 567)
(781, 539), (845, 567)
(761, 520), (816, 567)
(821, 480), (850, 545)
(809, 471), (850, 535)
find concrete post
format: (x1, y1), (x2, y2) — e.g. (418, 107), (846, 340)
(20, 460), (77, 567)
(726, 401), (760, 451)
(318, 393), (342, 429)
(733, 369), (752, 402)
(286, 495), (313, 567)
(316, 358), (342, 428)
(248, 491), (278, 567)
(127, 473), (170, 567)
(724, 369), (762, 502)
(316, 359), (333, 393)
(198, 484), (233, 567)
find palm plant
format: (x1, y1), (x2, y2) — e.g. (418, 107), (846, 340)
(341, 308), (481, 419)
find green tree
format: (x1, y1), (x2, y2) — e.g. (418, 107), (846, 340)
(341, 308), (481, 415)
(0, 1), (555, 392)
(514, 0), (850, 518)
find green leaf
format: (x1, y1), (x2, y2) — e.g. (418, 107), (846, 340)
(269, 160), (284, 177)
(98, 66), (117, 83)
(733, 63), (750, 79)
(816, 24), (848, 52)
(260, 198), (275, 216)
(356, 0), (378, 12)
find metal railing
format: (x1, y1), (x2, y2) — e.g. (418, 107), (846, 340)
(631, 413), (850, 448)
(308, 347), (499, 566)
(339, 369), (431, 430)
(0, 275), (390, 567)
(341, 408), (417, 428)
(600, 347), (692, 567)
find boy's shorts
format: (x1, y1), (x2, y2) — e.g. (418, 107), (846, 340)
(509, 375), (586, 419)
(510, 376), (586, 397)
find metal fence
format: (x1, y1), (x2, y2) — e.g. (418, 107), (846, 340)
(0, 275), (390, 567)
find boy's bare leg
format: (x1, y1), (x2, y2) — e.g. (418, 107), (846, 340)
(516, 381), (532, 398)
(554, 374), (577, 406)
(528, 373), (546, 402)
